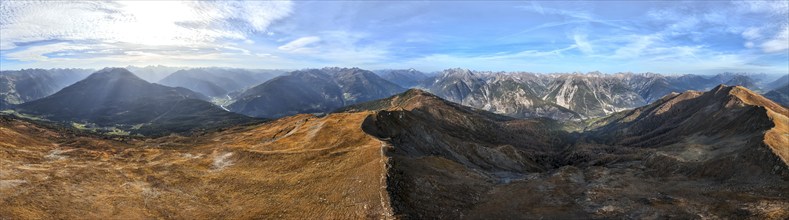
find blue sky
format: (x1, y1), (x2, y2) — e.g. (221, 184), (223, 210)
(0, 0), (787, 74)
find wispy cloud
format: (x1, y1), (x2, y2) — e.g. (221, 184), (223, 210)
(0, 1), (786, 74)
(5, 42), (95, 61)
(573, 34), (594, 54)
(278, 36), (321, 52)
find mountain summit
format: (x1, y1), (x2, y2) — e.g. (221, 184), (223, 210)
(16, 68), (254, 135)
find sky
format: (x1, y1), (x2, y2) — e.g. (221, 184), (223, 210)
(0, 0), (788, 74)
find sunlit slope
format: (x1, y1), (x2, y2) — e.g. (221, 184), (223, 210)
(589, 85), (789, 178)
(0, 112), (393, 219)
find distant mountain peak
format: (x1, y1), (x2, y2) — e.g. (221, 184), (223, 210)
(16, 68), (248, 135)
(443, 68), (474, 75)
(85, 67), (143, 81)
(97, 67), (133, 74)
(229, 67), (404, 118)
(402, 88), (430, 96)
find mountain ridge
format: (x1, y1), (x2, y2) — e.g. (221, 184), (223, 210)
(0, 68), (94, 107)
(15, 68), (255, 135)
(229, 67), (405, 118)
(2, 83), (788, 218)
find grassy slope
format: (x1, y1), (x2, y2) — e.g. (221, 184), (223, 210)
(0, 113), (393, 219)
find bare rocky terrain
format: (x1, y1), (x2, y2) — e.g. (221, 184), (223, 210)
(417, 69), (774, 121)
(1, 85), (787, 219)
(353, 87), (789, 219)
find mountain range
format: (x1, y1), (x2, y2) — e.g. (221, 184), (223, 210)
(0, 68), (94, 108)
(765, 84), (789, 106)
(228, 67), (405, 118)
(412, 69), (784, 120)
(765, 75), (789, 91)
(14, 68), (255, 135)
(351, 86), (788, 218)
(2, 83), (787, 219)
(4, 66), (784, 121)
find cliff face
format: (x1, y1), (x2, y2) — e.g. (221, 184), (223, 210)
(419, 69), (736, 121)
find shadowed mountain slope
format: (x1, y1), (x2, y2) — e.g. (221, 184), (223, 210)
(0, 68), (93, 107)
(376, 68), (429, 88)
(764, 75), (789, 91)
(353, 87), (789, 219)
(585, 85), (789, 179)
(765, 84), (789, 107)
(228, 67), (404, 118)
(158, 68), (283, 97)
(15, 68), (254, 135)
(125, 65), (183, 83)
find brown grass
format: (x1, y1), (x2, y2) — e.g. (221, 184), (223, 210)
(0, 113), (393, 219)
(729, 86), (789, 167)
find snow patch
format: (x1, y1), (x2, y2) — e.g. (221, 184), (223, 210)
(212, 152), (235, 171)
(181, 153), (203, 159)
(45, 149), (69, 160)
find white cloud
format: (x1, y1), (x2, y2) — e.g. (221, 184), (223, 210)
(612, 35), (659, 58)
(745, 42), (755, 48)
(256, 53), (276, 58)
(5, 42), (97, 61)
(573, 34), (594, 54)
(732, 1), (789, 54)
(277, 36), (321, 52)
(734, 0), (789, 17)
(0, 1), (292, 50)
(761, 25), (789, 53)
(517, 2), (592, 21)
(0, 0), (293, 69)
(274, 31), (393, 66)
(388, 45), (577, 72)
(742, 27), (762, 40)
